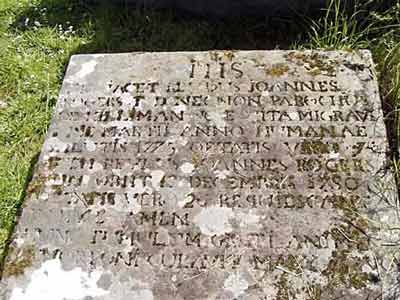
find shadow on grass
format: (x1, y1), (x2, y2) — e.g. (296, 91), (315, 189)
(11, 0), (305, 53)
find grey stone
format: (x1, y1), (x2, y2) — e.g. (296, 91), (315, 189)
(1, 50), (399, 300)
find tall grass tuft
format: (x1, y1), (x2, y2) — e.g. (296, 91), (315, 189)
(305, 0), (368, 49)
(382, 44), (400, 155)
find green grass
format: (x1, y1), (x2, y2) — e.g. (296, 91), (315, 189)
(0, 0), (399, 267)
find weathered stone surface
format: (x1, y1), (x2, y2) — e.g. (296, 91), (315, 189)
(1, 50), (399, 299)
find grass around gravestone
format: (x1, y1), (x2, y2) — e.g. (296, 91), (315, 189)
(0, 0), (399, 273)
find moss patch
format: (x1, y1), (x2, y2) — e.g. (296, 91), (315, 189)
(285, 51), (338, 77)
(265, 63), (290, 77)
(322, 250), (369, 290)
(2, 245), (35, 278)
(25, 174), (47, 199)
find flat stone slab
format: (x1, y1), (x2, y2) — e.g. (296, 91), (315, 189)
(1, 50), (399, 300)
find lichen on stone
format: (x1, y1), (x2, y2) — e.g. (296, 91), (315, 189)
(285, 51), (338, 77)
(2, 245), (35, 278)
(265, 63), (290, 77)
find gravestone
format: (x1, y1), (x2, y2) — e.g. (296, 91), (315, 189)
(1, 50), (399, 299)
